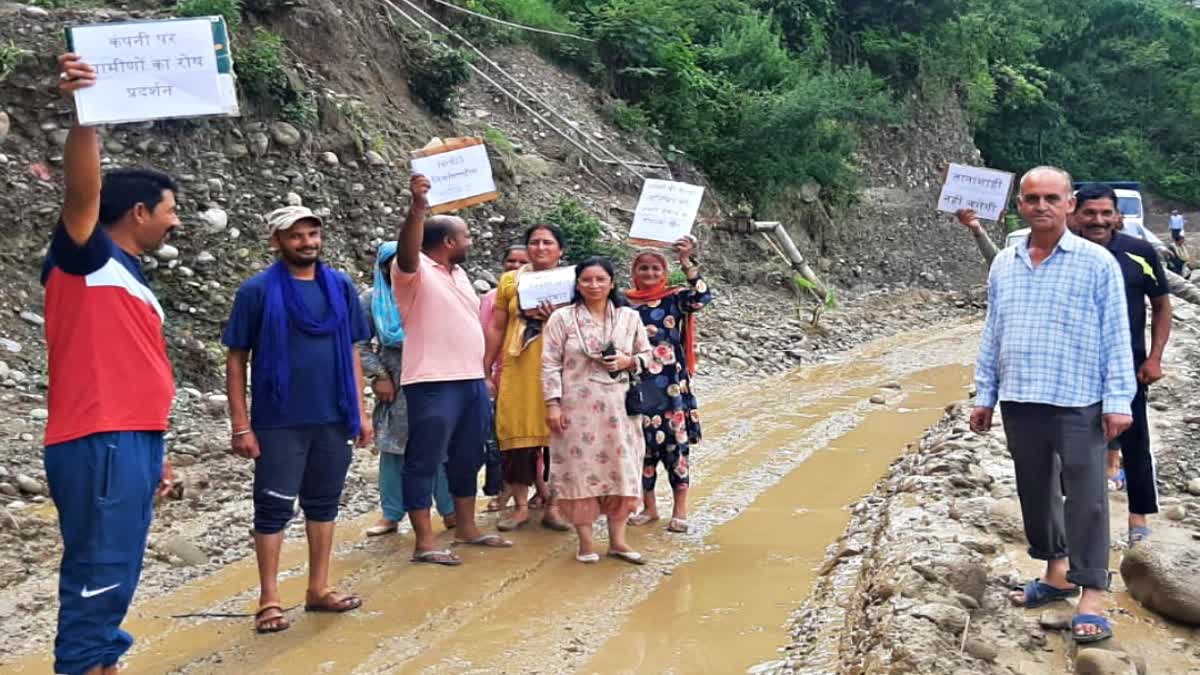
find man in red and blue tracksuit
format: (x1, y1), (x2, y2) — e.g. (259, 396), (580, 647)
(41, 53), (179, 675)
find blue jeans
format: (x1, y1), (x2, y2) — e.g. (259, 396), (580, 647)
(44, 431), (163, 675)
(252, 425), (353, 535)
(379, 453), (453, 521)
(402, 379), (488, 512)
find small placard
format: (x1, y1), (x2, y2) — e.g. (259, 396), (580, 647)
(629, 179), (705, 246)
(937, 163), (1014, 221)
(410, 138), (500, 214)
(67, 17), (237, 125)
(517, 266), (577, 310)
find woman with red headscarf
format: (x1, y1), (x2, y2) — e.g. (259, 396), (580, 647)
(624, 235), (712, 533)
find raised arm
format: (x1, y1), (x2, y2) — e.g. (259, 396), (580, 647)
(957, 209), (999, 265)
(395, 174), (430, 274)
(58, 53), (100, 244)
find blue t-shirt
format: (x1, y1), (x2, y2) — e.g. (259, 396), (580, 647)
(222, 268), (370, 430)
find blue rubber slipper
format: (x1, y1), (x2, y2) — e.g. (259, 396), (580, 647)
(1129, 525), (1152, 546)
(1015, 579), (1080, 608)
(1109, 468), (1126, 490)
(1071, 613), (1113, 643)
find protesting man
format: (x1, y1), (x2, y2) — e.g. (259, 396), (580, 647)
(223, 206), (372, 633)
(971, 167), (1134, 643)
(391, 175), (512, 566)
(1068, 184), (1170, 543)
(42, 53), (177, 675)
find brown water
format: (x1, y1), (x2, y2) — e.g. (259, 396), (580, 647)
(3, 319), (982, 675)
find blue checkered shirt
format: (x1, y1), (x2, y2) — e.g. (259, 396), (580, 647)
(974, 230), (1135, 416)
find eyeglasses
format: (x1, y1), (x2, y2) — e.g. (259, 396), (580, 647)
(1019, 194), (1066, 205)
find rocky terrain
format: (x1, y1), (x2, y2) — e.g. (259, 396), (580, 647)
(771, 305), (1200, 675)
(0, 0), (1009, 667)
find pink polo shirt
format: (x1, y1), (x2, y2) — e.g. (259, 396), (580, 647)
(392, 253), (485, 385)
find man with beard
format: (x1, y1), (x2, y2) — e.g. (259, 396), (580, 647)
(971, 167), (1134, 644)
(1063, 183), (1170, 544)
(223, 206), (373, 633)
(42, 52), (178, 675)
(390, 175), (512, 566)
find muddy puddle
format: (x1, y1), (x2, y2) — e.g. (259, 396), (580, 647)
(4, 319), (983, 674)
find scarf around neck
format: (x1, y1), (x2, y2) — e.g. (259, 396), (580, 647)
(626, 249), (698, 376)
(260, 259), (360, 437)
(371, 242), (405, 347)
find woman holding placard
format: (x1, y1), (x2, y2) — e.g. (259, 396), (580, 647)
(541, 257), (652, 564)
(624, 235), (712, 534)
(484, 225), (571, 532)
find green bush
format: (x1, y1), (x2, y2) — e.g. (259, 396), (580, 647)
(602, 100), (650, 134)
(0, 41), (32, 82)
(176, 0), (242, 29)
(463, 0), (594, 69)
(235, 28), (295, 107)
(397, 28), (472, 117)
(536, 199), (624, 264)
(483, 127), (515, 153)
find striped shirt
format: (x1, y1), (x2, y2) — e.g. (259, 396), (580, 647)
(974, 229), (1135, 416)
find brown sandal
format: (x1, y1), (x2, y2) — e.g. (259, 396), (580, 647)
(254, 603), (290, 634)
(303, 589), (362, 613)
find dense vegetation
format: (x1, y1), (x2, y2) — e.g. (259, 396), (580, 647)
(462, 0), (1200, 207)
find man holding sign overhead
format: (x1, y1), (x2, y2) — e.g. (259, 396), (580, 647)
(42, 53), (178, 675)
(391, 174), (512, 565)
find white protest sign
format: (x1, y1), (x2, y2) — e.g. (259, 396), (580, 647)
(410, 143), (498, 210)
(937, 163), (1014, 221)
(629, 179), (705, 246)
(69, 18), (227, 125)
(517, 266), (577, 310)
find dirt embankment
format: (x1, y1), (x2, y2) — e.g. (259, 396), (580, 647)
(775, 308), (1200, 675)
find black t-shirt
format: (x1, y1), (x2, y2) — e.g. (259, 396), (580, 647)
(1106, 233), (1169, 361)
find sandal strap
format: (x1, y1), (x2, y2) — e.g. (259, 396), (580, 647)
(255, 603), (283, 617)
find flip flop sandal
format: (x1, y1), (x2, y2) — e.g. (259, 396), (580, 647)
(453, 533), (514, 548)
(607, 550), (647, 566)
(1129, 525), (1152, 546)
(411, 549), (463, 566)
(365, 523), (398, 537)
(1012, 579), (1080, 608)
(497, 517), (530, 532)
(1109, 468), (1127, 491)
(254, 603), (290, 634)
(666, 518), (690, 533)
(541, 517), (571, 532)
(576, 552), (600, 564)
(1071, 614), (1113, 643)
(627, 513), (659, 526)
(304, 589), (362, 613)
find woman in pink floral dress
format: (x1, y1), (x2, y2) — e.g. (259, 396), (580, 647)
(542, 257), (653, 564)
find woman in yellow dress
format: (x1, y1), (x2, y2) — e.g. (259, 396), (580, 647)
(484, 224), (570, 531)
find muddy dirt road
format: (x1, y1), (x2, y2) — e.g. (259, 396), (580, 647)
(3, 320), (981, 674)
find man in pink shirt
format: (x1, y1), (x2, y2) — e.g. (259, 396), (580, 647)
(391, 174), (512, 565)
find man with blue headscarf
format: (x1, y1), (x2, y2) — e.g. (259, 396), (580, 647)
(222, 205), (372, 634)
(361, 241), (456, 537)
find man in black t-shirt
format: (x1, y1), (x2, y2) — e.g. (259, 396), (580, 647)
(1070, 183), (1171, 545)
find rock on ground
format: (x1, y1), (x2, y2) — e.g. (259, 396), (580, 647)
(1074, 648), (1139, 675)
(1120, 539), (1200, 624)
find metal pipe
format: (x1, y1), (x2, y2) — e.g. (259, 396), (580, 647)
(714, 219), (830, 299)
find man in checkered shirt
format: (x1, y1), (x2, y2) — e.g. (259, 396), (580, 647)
(971, 166), (1135, 644)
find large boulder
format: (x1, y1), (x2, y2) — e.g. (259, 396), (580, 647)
(1119, 539), (1200, 624)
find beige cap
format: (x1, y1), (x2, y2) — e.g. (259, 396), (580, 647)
(265, 205), (323, 236)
